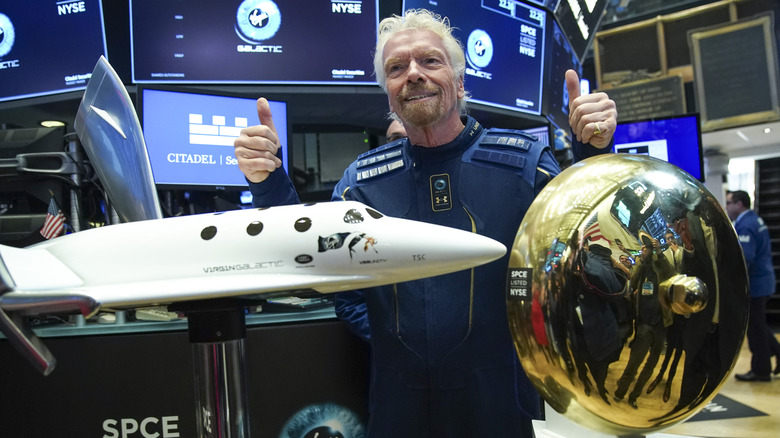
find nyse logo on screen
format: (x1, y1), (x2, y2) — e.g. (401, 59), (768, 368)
(332, 0), (362, 14)
(519, 24), (537, 58)
(57, 0), (87, 15)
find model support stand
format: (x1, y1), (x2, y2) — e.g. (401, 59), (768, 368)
(176, 301), (252, 438)
(532, 403), (696, 438)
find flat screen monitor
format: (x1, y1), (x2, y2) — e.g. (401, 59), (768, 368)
(612, 113), (704, 182)
(610, 179), (683, 253)
(522, 124), (552, 146)
(522, 0), (559, 9)
(403, 0), (547, 116)
(0, 126), (66, 160)
(130, 0), (379, 85)
(543, 14), (582, 137)
(138, 87), (289, 191)
(0, 0), (108, 102)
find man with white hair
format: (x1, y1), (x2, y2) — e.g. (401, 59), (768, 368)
(235, 9), (617, 436)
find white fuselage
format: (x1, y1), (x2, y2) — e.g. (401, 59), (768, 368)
(0, 201), (505, 314)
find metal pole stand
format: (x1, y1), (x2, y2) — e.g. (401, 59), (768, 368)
(173, 299), (253, 438)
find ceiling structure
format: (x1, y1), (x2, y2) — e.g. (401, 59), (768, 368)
(701, 120), (780, 159)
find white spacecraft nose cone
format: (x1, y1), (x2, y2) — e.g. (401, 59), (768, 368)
(445, 231), (507, 266)
(396, 220), (507, 270)
(470, 234), (506, 263)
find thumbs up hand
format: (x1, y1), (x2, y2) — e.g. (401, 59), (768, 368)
(234, 98), (283, 183)
(566, 69), (617, 149)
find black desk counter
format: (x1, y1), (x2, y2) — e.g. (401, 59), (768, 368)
(0, 306), (370, 437)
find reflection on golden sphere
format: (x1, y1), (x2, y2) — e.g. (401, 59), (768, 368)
(662, 274), (708, 315)
(507, 154), (748, 435)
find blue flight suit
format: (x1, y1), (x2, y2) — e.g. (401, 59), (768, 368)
(734, 209), (779, 377)
(248, 116), (607, 437)
(734, 209), (776, 298)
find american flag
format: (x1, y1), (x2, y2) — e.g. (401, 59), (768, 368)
(583, 213), (612, 246)
(40, 196), (65, 240)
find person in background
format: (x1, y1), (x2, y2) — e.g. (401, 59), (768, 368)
(662, 229), (683, 271)
(385, 119), (407, 142)
(618, 254), (634, 273)
(615, 238), (632, 257)
(613, 235), (674, 409)
(234, 9), (617, 436)
(726, 190), (780, 381)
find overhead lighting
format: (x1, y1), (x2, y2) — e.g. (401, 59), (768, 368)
(40, 120), (66, 128)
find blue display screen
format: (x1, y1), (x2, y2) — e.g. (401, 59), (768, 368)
(544, 18), (581, 135)
(522, 125), (551, 146)
(403, 0), (547, 115)
(140, 88), (288, 188)
(612, 114), (704, 181)
(130, 0), (378, 84)
(0, 0), (107, 102)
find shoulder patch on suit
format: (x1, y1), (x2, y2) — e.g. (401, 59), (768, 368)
(470, 129), (545, 170)
(355, 141), (406, 182)
(472, 149), (526, 170)
(480, 129), (537, 151)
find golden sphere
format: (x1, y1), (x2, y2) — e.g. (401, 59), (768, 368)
(507, 154), (748, 435)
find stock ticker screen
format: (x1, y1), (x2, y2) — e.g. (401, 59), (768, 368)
(130, 0), (379, 84)
(404, 0), (547, 115)
(0, 0), (107, 102)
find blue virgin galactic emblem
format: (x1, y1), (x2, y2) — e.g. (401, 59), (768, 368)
(235, 0), (282, 43)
